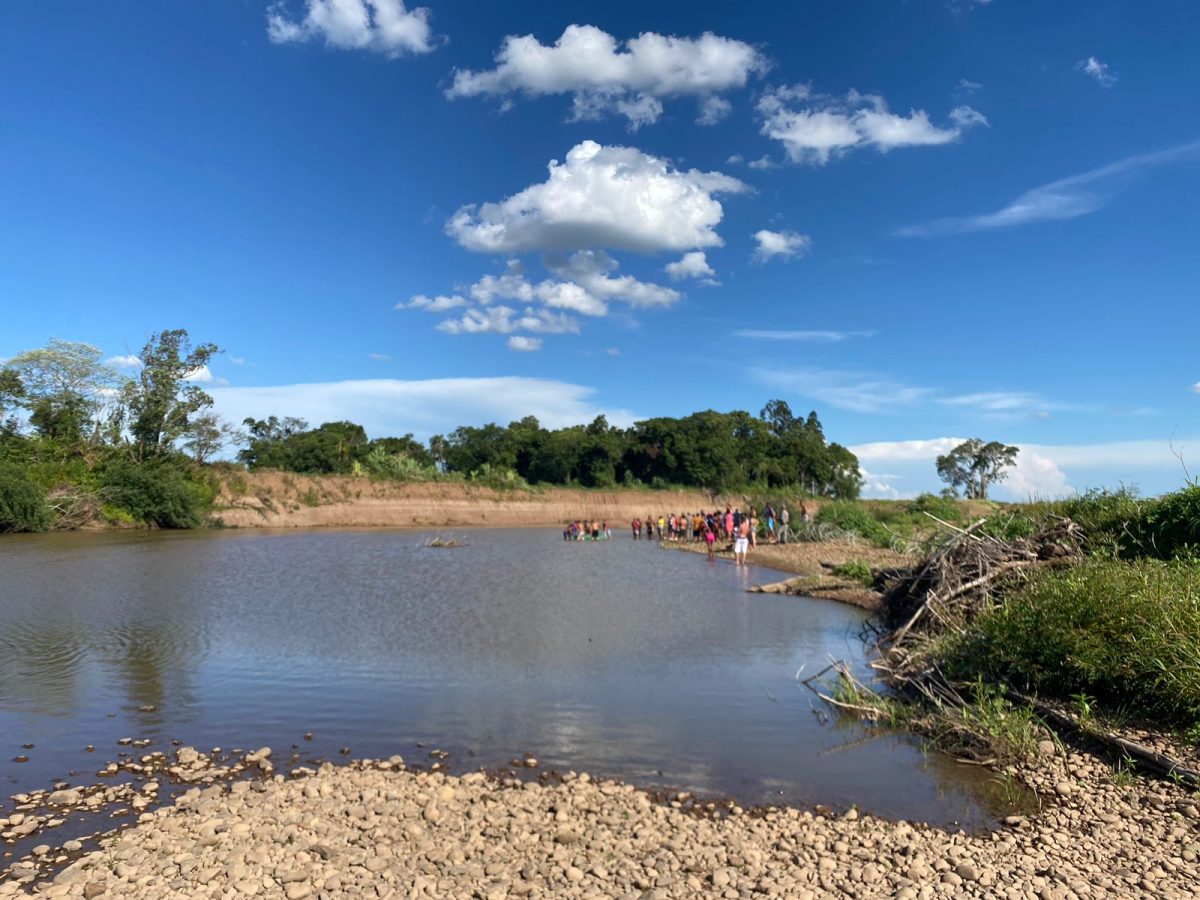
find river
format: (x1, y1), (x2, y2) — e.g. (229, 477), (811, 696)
(0, 527), (1011, 828)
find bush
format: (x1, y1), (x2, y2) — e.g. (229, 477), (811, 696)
(99, 457), (215, 528)
(1131, 484), (1200, 560)
(1044, 488), (1151, 557)
(944, 558), (1200, 729)
(0, 464), (51, 532)
(831, 559), (874, 587)
(815, 501), (893, 548)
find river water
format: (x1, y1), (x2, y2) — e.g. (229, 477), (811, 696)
(0, 528), (1010, 827)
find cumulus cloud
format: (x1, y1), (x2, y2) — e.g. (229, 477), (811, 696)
(446, 25), (767, 129)
(209, 377), (636, 443)
(435, 305), (580, 336)
(104, 354), (142, 369)
(851, 437), (1073, 500)
(404, 294), (469, 312)
(266, 0), (435, 57)
(664, 251), (716, 281)
(544, 250), (680, 309)
(182, 365), (215, 384)
(757, 85), (986, 165)
(1078, 56), (1117, 87)
(507, 336), (543, 352)
(898, 139), (1200, 237)
(447, 141), (747, 255)
(752, 229), (811, 263)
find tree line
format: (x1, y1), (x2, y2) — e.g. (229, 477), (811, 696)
(238, 399), (863, 497)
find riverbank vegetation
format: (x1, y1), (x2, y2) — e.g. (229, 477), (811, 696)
(820, 484), (1200, 771)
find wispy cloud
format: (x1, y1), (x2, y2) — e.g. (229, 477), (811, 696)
(368, 352), (392, 362)
(750, 366), (933, 414)
(1077, 56), (1117, 87)
(104, 354), (141, 369)
(752, 229), (811, 263)
(736, 329), (875, 342)
(897, 139), (1200, 237)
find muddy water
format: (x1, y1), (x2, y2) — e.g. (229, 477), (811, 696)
(1, 528), (1009, 828)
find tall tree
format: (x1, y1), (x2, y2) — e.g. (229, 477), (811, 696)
(1, 339), (122, 444)
(126, 330), (219, 458)
(936, 438), (1019, 499)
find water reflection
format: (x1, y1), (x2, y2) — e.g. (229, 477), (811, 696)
(1, 528), (1006, 825)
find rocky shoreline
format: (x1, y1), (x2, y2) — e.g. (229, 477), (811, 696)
(3, 739), (1197, 898)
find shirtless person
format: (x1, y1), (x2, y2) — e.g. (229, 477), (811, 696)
(735, 514), (751, 566)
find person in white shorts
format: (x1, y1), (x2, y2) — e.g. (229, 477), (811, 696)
(734, 516), (751, 565)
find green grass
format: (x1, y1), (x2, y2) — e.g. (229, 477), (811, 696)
(831, 559), (874, 587)
(942, 558), (1200, 731)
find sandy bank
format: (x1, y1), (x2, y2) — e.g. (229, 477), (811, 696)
(4, 743), (1197, 899)
(663, 538), (909, 610)
(213, 471), (730, 530)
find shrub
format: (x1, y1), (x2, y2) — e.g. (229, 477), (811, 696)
(1131, 484), (1200, 560)
(0, 464), (52, 532)
(944, 558), (1200, 729)
(831, 558), (874, 587)
(815, 501), (893, 548)
(99, 457), (214, 528)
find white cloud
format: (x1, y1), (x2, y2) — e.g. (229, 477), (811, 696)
(1193, 382), (1200, 393)
(183, 365), (214, 384)
(726, 154), (744, 165)
(209, 377), (636, 442)
(447, 141), (747, 255)
(1078, 56), (1117, 87)
(736, 329), (874, 342)
(949, 105), (989, 128)
(507, 336), (543, 352)
(752, 229), (811, 263)
(747, 155), (779, 170)
(404, 294), (469, 312)
(435, 305), (579, 336)
(664, 251), (716, 281)
(446, 25), (767, 129)
(368, 352), (392, 362)
(850, 437), (1073, 500)
(697, 96), (732, 126)
(898, 139), (1200, 236)
(229, 355), (248, 366)
(957, 78), (983, 94)
(266, 0), (435, 57)
(544, 250), (680, 309)
(605, 347), (621, 356)
(757, 85), (986, 165)
(105, 354), (142, 369)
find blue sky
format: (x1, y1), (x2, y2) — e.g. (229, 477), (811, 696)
(2, 0), (1198, 498)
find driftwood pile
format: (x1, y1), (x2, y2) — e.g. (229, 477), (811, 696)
(880, 514), (1083, 640)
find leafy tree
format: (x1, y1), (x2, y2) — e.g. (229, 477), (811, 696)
(2, 339), (122, 444)
(182, 414), (241, 464)
(126, 330), (220, 458)
(936, 438), (1019, 500)
(238, 416), (309, 469)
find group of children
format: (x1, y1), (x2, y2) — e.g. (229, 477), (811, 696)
(562, 520), (612, 541)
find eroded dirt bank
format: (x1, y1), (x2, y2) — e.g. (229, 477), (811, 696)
(4, 744), (1197, 899)
(213, 472), (728, 530)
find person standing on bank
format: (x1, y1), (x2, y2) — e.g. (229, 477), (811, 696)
(735, 515), (751, 566)
(779, 505), (790, 544)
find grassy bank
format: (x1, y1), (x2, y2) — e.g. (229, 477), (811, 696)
(818, 485), (1200, 774)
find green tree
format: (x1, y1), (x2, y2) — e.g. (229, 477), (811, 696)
(2, 339), (122, 444)
(936, 438), (1019, 500)
(126, 330), (220, 458)
(181, 414), (240, 464)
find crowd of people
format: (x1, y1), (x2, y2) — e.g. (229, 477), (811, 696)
(626, 504), (811, 565)
(564, 503), (813, 564)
